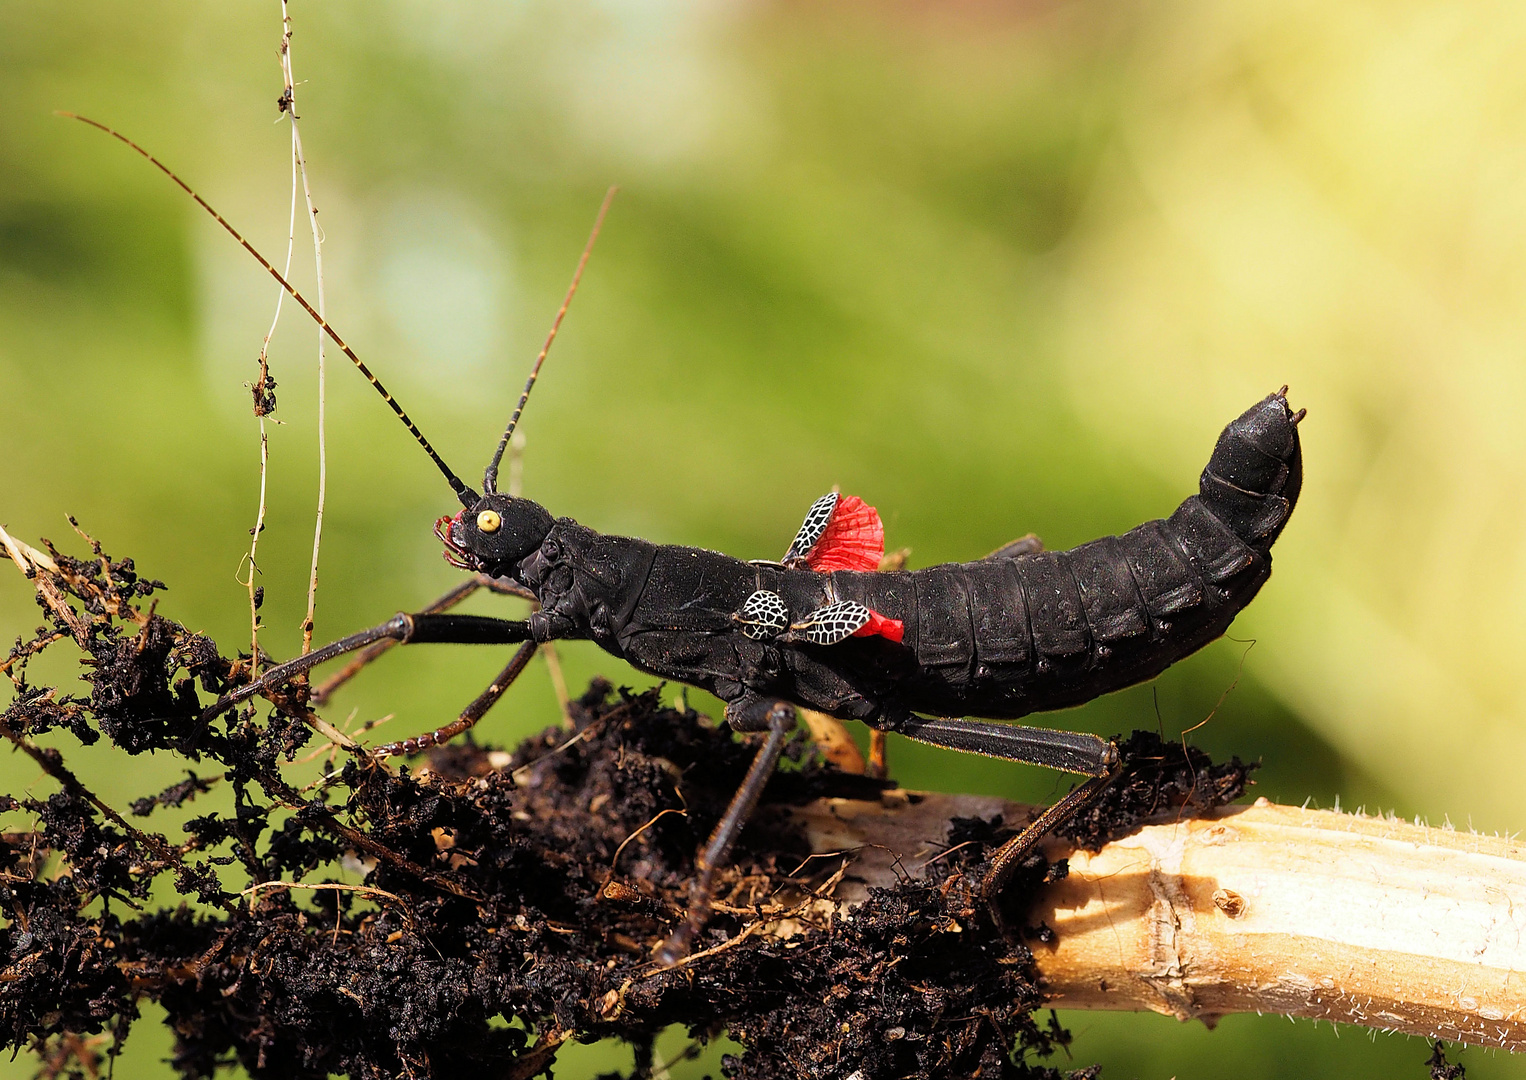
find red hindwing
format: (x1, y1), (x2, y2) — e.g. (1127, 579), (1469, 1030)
(852, 609), (904, 644)
(805, 495), (885, 573)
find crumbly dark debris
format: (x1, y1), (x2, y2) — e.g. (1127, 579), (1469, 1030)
(130, 772), (221, 818)
(1055, 729), (1255, 852)
(0, 534), (1248, 1080)
(1428, 1042), (1467, 1079)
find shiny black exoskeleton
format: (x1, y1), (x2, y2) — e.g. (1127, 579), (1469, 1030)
(438, 391), (1301, 741)
(127, 148), (1303, 961)
(205, 388), (1301, 960)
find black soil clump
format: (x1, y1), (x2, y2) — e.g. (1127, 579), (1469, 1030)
(1056, 729), (1254, 851)
(0, 534), (1249, 1079)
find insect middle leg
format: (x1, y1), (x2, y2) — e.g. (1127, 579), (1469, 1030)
(654, 694), (797, 965)
(369, 639), (539, 758)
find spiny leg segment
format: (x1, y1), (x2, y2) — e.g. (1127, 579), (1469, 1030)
(197, 611), (534, 757)
(370, 640), (539, 759)
(891, 715), (1121, 902)
(978, 766), (1121, 901)
(310, 575), (532, 706)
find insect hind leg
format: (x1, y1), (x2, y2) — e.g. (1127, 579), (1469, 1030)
(896, 716), (1116, 776)
(979, 764), (1121, 902)
(892, 716), (1122, 905)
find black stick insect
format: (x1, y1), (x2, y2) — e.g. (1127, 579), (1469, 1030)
(72, 116), (1303, 963)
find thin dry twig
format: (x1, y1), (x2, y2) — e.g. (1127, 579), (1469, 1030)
(241, 432), (270, 668)
(240, 34), (305, 674)
(277, 3), (329, 657)
(0, 524), (59, 577)
(241, 880), (408, 914)
(609, 808), (688, 872)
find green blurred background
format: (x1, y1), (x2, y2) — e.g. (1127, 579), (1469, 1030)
(3, 1), (1524, 1076)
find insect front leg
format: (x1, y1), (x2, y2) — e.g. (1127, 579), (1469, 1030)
(197, 611), (534, 748)
(309, 574), (533, 705)
(653, 694), (797, 966)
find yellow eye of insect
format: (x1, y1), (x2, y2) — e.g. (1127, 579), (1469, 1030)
(476, 510), (502, 534)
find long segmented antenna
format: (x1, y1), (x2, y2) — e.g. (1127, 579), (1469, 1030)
(482, 186), (617, 495)
(61, 113), (479, 508)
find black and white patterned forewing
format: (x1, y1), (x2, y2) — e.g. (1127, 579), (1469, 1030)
(791, 600), (871, 645)
(736, 590), (789, 640)
(782, 492), (839, 567)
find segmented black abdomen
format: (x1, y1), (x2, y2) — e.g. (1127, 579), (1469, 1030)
(840, 392), (1302, 720)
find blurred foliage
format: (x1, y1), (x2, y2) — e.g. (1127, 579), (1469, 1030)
(2, 1), (1524, 1077)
